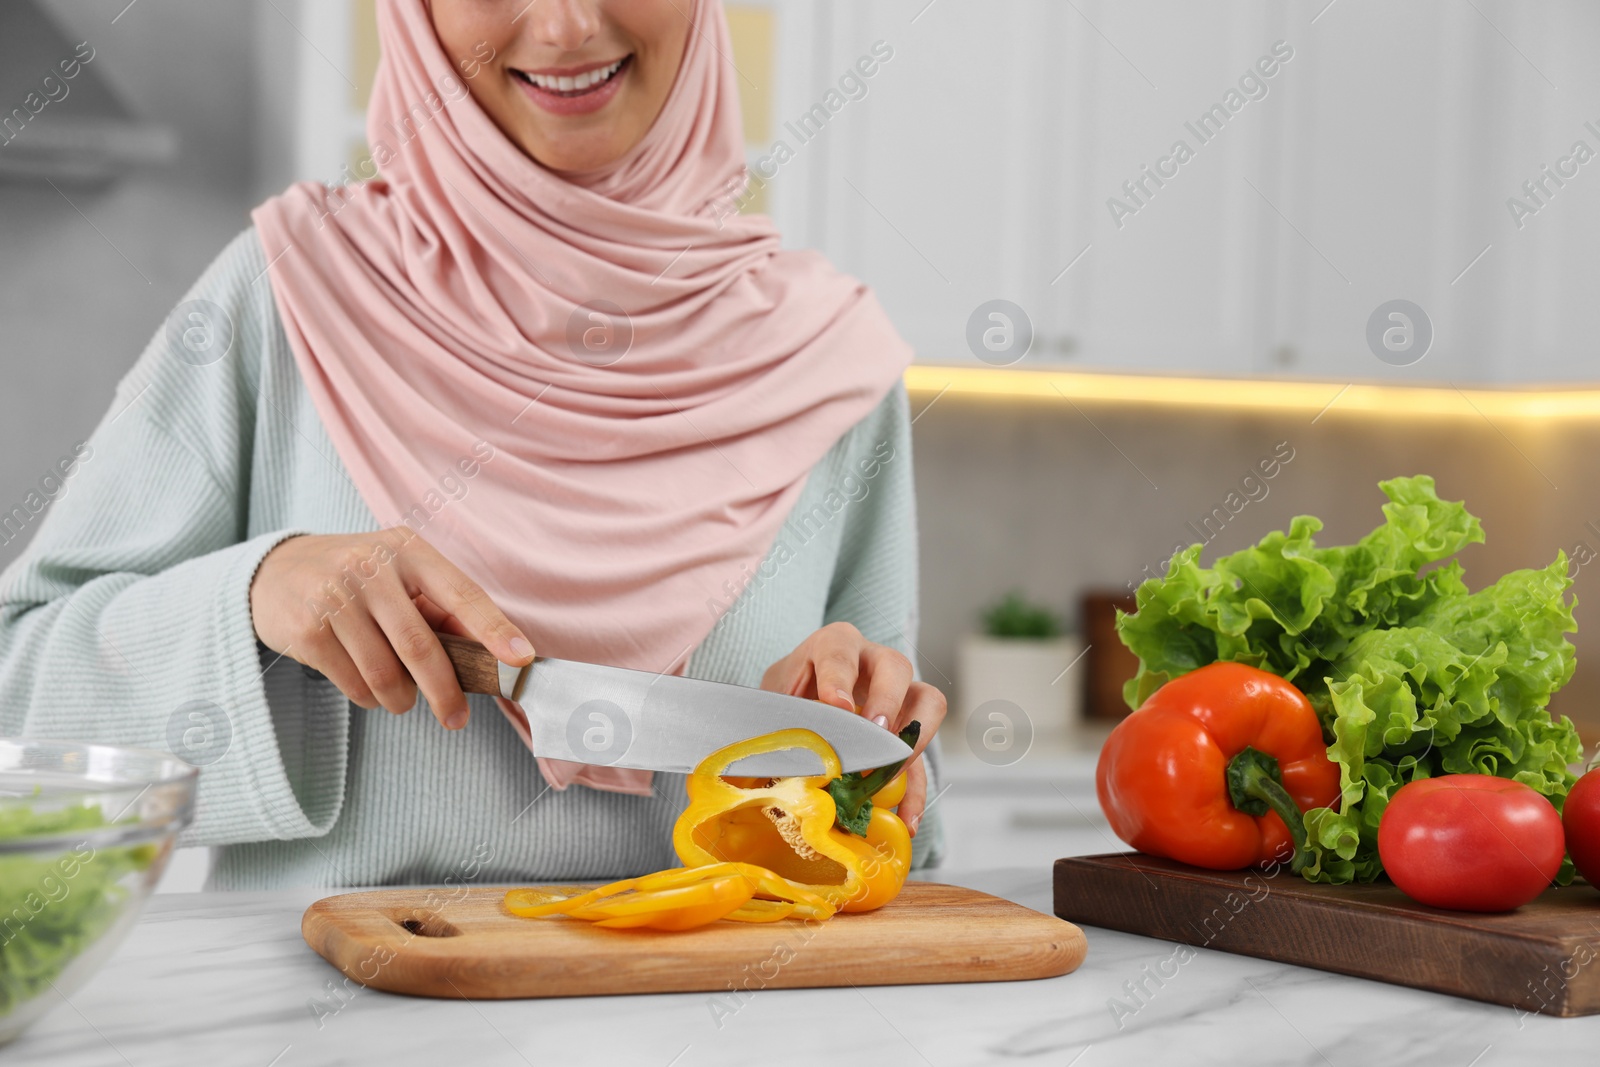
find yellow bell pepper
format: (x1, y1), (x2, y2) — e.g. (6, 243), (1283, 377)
(672, 725), (918, 914)
(502, 724), (918, 930)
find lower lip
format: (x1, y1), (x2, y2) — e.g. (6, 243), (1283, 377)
(514, 59), (630, 117)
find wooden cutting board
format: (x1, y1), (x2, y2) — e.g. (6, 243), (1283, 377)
(1055, 852), (1600, 1016)
(303, 881), (1086, 999)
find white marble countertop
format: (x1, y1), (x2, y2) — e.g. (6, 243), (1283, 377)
(16, 866), (1599, 1067)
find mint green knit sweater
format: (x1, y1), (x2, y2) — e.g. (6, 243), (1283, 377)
(0, 231), (942, 889)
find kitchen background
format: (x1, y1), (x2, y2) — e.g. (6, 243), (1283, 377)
(4, 0), (1599, 884)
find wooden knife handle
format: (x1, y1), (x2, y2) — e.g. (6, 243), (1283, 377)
(436, 632), (514, 696)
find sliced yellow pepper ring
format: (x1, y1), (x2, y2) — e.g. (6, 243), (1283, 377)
(502, 861), (834, 931)
(579, 875), (754, 930)
(504, 866), (731, 918)
(503, 885), (591, 914)
(724, 902), (794, 923)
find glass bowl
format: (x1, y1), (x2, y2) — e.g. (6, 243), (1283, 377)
(0, 738), (197, 1045)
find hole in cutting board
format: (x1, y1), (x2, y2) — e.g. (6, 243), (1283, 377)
(389, 910), (461, 938)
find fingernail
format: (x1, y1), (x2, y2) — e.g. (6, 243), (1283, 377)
(872, 714), (889, 729)
(908, 814), (921, 836)
(509, 636), (534, 660)
(446, 710), (468, 730)
(834, 688), (855, 708)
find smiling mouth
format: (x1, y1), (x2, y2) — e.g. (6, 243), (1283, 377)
(512, 56), (632, 97)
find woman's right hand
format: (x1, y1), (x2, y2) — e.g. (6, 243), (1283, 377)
(249, 529), (534, 730)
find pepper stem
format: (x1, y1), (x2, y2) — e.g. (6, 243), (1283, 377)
(1226, 746), (1310, 873)
(827, 722), (921, 837)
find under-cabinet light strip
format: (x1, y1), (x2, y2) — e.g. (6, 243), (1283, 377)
(904, 365), (1600, 421)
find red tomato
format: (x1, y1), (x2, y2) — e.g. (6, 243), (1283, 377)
(1562, 768), (1600, 888)
(1377, 774), (1564, 912)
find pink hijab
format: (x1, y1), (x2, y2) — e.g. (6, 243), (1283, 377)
(251, 0), (911, 794)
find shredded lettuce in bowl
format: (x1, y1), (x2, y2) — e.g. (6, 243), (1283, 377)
(1117, 474), (1583, 883)
(0, 803), (158, 1019)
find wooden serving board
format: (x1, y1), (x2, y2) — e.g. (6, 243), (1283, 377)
(303, 881), (1086, 999)
(1055, 852), (1600, 1016)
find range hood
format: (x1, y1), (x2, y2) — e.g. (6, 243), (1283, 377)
(0, 0), (177, 183)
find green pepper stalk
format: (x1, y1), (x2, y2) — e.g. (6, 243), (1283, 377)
(1226, 745), (1311, 873)
(826, 722), (921, 837)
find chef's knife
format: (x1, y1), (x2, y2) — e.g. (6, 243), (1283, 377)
(436, 634), (913, 777)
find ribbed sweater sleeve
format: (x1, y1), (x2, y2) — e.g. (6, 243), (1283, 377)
(822, 387), (920, 660)
(0, 232), (349, 846)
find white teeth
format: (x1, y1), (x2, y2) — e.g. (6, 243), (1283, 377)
(525, 59), (623, 93)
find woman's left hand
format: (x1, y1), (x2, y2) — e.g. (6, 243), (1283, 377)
(761, 622), (947, 836)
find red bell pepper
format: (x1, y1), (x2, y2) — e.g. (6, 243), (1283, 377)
(1097, 661), (1341, 871)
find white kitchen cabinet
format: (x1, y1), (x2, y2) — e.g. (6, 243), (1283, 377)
(765, 1), (1302, 374)
(1266, 1), (1600, 385)
(775, 0), (1600, 383)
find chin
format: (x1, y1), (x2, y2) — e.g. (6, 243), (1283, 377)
(521, 128), (632, 174)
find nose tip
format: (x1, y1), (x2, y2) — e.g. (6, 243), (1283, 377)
(528, 0), (602, 54)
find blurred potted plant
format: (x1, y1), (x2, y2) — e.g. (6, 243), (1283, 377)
(956, 592), (1083, 753)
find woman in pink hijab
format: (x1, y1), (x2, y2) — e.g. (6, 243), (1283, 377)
(0, 0), (944, 888)
(270, 0), (947, 851)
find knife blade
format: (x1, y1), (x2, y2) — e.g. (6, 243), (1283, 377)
(437, 634), (913, 776)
